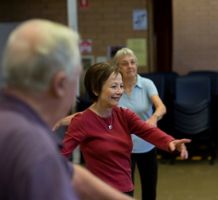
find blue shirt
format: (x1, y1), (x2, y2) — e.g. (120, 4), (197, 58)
(119, 75), (158, 153)
(0, 91), (79, 200)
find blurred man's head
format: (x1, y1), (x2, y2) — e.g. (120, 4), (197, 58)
(1, 19), (82, 125)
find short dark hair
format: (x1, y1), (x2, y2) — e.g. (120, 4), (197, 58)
(84, 62), (120, 101)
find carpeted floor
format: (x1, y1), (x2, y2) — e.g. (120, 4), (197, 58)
(134, 159), (218, 200)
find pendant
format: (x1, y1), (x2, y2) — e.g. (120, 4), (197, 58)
(108, 125), (112, 130)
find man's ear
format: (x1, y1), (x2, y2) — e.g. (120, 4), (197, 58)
(50, 71), (67, 97)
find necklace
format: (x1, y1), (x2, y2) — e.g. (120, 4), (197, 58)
(108, 124), (112, 130)
(102, 114), (113, 130)
(94, 112), (113, 131)
(90, 104), (113, 130)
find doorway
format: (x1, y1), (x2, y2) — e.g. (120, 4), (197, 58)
(149, 0), (172, 72)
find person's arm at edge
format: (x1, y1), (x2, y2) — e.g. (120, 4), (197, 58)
(72, 164), (135, 200)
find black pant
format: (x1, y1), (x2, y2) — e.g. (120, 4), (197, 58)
(131, 148), (158, 200)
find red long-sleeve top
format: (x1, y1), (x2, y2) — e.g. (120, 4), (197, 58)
(62, 106), (174, 192)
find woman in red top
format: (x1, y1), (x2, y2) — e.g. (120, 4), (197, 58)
(61, 62), (191, 196)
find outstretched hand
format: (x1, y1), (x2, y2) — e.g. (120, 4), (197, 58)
(169, 139), (191, 160)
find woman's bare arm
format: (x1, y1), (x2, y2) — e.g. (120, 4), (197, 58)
(53, 112), (81, 131)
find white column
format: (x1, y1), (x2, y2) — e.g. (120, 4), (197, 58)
(67, 0), (81, 164)
(67, 0), (78, 31)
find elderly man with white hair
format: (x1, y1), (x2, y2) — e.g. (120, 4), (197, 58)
(0, 19), (134, 200)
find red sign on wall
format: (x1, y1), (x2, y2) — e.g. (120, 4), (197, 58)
(80, 0), (89, 8)
(80, 40), (92, 54)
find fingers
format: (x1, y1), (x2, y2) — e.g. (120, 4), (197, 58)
(145, 119), (157, 127)
(178, 138), (191, 144)
(169, 141), (176, 152)
(179, 144), (189, 159)
(169, 139), (191, 160)
(180, 150), (188, 160)
(52, 123), (59, 132)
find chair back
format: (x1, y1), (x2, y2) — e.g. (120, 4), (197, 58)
(175, 75), (211, 105)
(174, 75), (211, 134)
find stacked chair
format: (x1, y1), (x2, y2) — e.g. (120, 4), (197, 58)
(172, 75), (216, 164)
(139, 71), (218, 163)
(188, 70), (218, 146)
